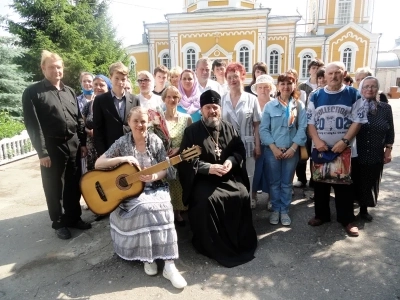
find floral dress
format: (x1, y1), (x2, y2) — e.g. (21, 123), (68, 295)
(105, 132), (178, 262)
(166, 112), (191, 211)
(81, 100), (97, 170)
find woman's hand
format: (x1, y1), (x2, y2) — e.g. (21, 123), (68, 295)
(282, 147), (296, 159)
(270, 144), (283, 160)
(124, 156), (140, 167)
(254, 146), (261, 159)
(167, 147), (180, 158)
(139, 173), (158, 183)
(384, 149), (392, 164)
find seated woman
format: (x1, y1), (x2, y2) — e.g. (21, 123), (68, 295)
(177, 69), (202, 122)
(259, 73), (307, 226)
(161, 86), (192, 226)
(95, 106), (187, 289)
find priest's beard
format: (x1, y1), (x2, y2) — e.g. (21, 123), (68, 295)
(202, 116), (220, 128)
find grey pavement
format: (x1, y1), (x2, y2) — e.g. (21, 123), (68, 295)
(1, 101), (400, 300)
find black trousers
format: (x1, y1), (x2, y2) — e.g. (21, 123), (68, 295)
(41, 135), (82, 229)
(295, 137), (313, 185)
(313, 181), (355, 225)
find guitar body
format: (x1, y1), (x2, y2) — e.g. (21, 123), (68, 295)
(80, 163), (144, 215)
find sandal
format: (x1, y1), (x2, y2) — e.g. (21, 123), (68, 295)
(345, 223), (359, 237)
(308, 217), (325, 226)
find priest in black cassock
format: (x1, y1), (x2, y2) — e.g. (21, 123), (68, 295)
(178, 90), (258, 268)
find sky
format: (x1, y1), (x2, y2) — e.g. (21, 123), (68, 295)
(0, 0), (398, 51)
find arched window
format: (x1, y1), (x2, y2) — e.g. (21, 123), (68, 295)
(269, 50), (279, 75)
(301, 54), (312, 78)
(186, 48), (196, 71)
(129, 56), (136, 75)
(162, 53), (171, 69)
(342, 48), (352, 72)
(239, 46), (250, 72)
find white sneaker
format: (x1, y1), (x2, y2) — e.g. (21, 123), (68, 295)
(269, 211), (280, 225)
(280, 213), (291, 226)
(293, 181), (305, 188)
(144, 262), (158, 276)
(163, 267), (187, 289)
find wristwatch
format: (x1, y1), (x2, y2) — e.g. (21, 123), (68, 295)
(341, 138), (350, 146)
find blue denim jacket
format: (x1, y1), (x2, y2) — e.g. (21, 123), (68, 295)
(259, 97), (307, 148)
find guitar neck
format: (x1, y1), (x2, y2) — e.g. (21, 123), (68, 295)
(126, 155), (182, 184)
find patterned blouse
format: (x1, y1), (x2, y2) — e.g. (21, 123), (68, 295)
(356, 102), (395, 165)
(104, 132), (176, 182)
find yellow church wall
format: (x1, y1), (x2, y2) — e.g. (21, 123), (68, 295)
(326, 0), (336, 25)
(154, 42), (169, 67)
(131, 52), (149, 73)
(324, 28), (340, 36)
(208, 0), (229, 7)
(240, 1), (254, 9)
(187, 4), (197, 12)
(294, 46), (323, 72)
(354, 0), (362, 23)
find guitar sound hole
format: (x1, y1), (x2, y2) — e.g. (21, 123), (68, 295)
(116, 174), (132, 190)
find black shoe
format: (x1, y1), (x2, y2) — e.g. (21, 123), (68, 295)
(55, 227), (72, 240)
(175, 219), (186, 227)
(359, 212), (373, 222)
(67, 220), (92, 230)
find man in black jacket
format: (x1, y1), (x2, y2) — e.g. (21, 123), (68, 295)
(22, 50), (91, 240)
(93, 62), (140, 156)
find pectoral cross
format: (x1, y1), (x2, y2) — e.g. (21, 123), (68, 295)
(215, 144), (222, 159)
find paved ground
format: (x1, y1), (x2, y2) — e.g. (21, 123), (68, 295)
(1, 101), (400, 300)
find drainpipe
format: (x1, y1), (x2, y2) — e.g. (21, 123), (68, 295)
(265, 8), (271, 63)
(322, 35), (329, 62)
(165, 14), (171, 68)
(374, 33), (382, 77)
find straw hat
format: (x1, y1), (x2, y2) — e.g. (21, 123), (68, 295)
(251, 74), (276, 95)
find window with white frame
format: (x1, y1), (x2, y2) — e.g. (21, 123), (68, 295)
(239, 46), (250, 72)
(337, 0), (352, 25)
(269, 50), (279, 75)
(186, 48), (196, 71)
(161, 53), (171, 69)
(342, 48), (352, 72)
(301, 54), (312, 78)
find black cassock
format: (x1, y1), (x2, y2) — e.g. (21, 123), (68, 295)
(178, 120), (258, 267)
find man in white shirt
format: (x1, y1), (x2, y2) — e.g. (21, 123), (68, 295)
(195, 58), (220, 94)
(212, 59), (228, 96)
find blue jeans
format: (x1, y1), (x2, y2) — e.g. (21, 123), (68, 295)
(252, 146), (270, 194)
(264, 147), (299, 214)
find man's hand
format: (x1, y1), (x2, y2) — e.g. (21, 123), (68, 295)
(331, 140), (347, 153)
(81, 146), (88, 158)
(254, 146), (261, 159)
(314, 138), (328, 152)
(209, 164), (229, 177)
(40, 156), (51, 168)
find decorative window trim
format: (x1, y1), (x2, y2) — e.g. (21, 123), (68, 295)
(181, 42), (201, 70)
(335, 0), (354, 25)
(234, 40), (254, 73)
(339, 41), (359, 72)
(267, 44), (284, 75)
(158, 49), (171, 69)
(298, 49), (318, 80)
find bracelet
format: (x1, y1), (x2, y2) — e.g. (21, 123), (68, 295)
(290, 147), (296, 153)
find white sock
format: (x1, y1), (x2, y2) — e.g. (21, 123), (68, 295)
(164, 260), (176, 272)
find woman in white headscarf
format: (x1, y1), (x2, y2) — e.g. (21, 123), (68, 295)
(137, 70), (164, 111)
(352, 76), (394, 221)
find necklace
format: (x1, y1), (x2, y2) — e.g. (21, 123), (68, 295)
(201, 120), (222, 159)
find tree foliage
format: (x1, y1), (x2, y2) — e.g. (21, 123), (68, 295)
(7, 0), (129, 91)
(0, 33), (32, 119)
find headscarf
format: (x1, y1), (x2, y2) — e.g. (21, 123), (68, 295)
(178, 69), (201, 115)
(358, 76), (379, 115)
(81, 72), (95, 95)
(94, 74), (112, 91)
(137, 70), (155, 94)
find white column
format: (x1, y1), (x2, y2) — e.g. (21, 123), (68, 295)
(149, 42), (155, 73)
(170, 34), (179, 67)
(288, 34), (294, 69)
(257, 30), (266, 62)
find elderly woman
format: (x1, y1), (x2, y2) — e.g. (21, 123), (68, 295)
(169, 66), (183, 88)
(221, 62), (262, 207)
(76, 72), (94, 112)
(250, 75), (276, 209)
(137, 70), (164, 111)
(177, 69), (202, 122)
(161, 86), (193, 225)
(95, 106), (187, 289)
(81, 74), (112, 171)
(260, 73), (307, 226)
(352, 76), (395, 221)
(355, 67), (388, 103)
(244, 62), (268, 96)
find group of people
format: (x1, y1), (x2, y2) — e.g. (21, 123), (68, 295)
(22, 49), (394, 289)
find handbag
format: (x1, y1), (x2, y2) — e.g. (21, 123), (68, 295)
(311, 147), (352, 184)
(295, 101), (309, 161)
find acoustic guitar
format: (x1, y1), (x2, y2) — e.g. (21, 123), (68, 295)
(80, 145), (201, 215)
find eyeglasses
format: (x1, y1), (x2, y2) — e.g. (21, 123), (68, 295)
(362, 85), (378, 90)
(137, 79), (150, 83)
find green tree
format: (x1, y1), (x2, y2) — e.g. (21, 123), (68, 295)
(7, 0), (128, 91)
(0, 34), (32, 120)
